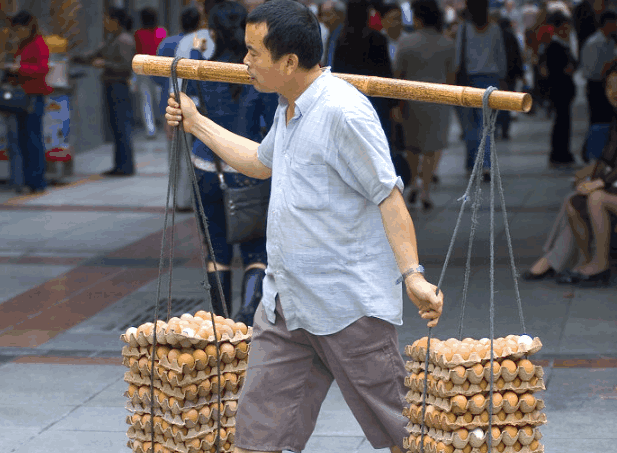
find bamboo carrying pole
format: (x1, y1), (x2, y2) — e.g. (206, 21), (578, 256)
(133, 55), (532, 113)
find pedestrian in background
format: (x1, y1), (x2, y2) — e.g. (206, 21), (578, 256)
(545, 11), (577, 167)
(579, 11), (617, 162)
(186, 1), (277, 324)
(134, 7), (167, 139)
(4, 11), (52, 194)
(155, 7), (202, 213)
(74, 7), (136, 176)
(454, 0), (506, 180)
(394, 0), (454, 210)
(318, 0), (346, 66)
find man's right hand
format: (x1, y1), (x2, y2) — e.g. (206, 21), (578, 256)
(166, 93), (199, 134)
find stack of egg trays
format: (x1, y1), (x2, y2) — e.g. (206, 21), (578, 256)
(120, 322), (251, 453)
(402, 336), (546, 453)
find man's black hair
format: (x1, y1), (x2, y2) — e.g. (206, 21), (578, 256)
(140, 7), (158, 28)
(108, 6), (129, 30)
(546, 11), (570, 28)
(247, 0), (322, 70)
(181, 7), (201, 33)
(412, 0), (443, 32)
(600, 10), (617, 27)
(10, 10), (38, 36)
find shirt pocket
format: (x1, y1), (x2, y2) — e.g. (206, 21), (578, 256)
(288, 161), (330, 210)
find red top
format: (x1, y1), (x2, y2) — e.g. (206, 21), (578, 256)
(368, 11), (383, 31)
(15, 35), (53, 95)
(134, 27), (167, 55)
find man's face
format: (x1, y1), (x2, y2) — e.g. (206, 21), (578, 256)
(244, 22), (286, 93)
(319, 1), (337, 29)
(382, 9), (403, 39)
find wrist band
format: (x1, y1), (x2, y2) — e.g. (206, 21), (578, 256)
(396, 265), (425, 285)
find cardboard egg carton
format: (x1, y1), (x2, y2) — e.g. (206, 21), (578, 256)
(405, 374), (545, 398)
(406, 360), (544, 385)
(406, 336), (542, 369)
(405, 391), (545, 418)
(404, 432), (544, 453)
(121, 325), (252, 349)
(159, 353), (248, 375)
(122, 346), (151, 359)
(125, 361), (246, 387)
(406, 424), (542, 449)
(403, 403), (548, 430)
(126, 412), (237, 439)
(127, 427), (236, 453)
(124, 372), (245, 400)
(126, 399), (237, 429)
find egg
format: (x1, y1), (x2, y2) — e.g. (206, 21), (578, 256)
(177, 353), (195, 369)
(462, 445), (472, 453)
(471, 363), (484, 378)
(530, 440), (540, 450)
(445, 381), (454, 391)
(462, 381), (471, 391)
(503, 391), (518, 407)
(195, 310), (210, 319)
(182, 408), (199, 424)
(192, 349), (208, 370)
(167, 348), (181, 363)
(455, 428), (469, 441)
(518, 334), (533, 348)
(497, 442), (506, 452)
(519, 393), (536, 412)
(186, 438), (201, 449)
(518, 358), (534, 374)
(471, 428), (485, 441)
(458, 344), (472, 360)
(490, 426), (500, 441)
(141, 323), (153, 337)
(220, 342), (236, 363)
(126, 326), (138, 338)
(451, 395), (468, 414)
(492, 392), (503, 408)
(462, 412), (473, 423)
(181, 327), (195, 338)
(127, 384), (138, 398)
(514, 410), (524, 420)
(513, 377), (522, 387)
(496, 377), (506, 389)
(480, 445), (488, 453)
(234, 321), (249, 335)
(501, 358), (517, 373)
(453, 365), (466, 379)
(183, 384), (198, 400)
(513, 441), (523, 451)
(471, 393), (486, 409)
(522, 426), (534, 437)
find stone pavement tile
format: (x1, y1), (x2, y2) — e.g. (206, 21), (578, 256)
(541, 410), (617, 441)
(12, 430), (129, 453)
(0, 404), (73, 429)
(0, 264), (73, 304)
(302, 435), (365, 453)
(37, 332), (125, 353)
(50, 406), (127, 432)
(543, 368), (617, 412)
(541, 438), (617, 453)
(312, 384), (364, 437)
(83, 377), (129, 408)
(0, 363), (124, 406)
(559, 295), (617, 355)
(355, 438), (391, 453)
(0, 428), (41, 452)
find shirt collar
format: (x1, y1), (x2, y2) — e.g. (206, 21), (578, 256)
(280, 67), (331, 118)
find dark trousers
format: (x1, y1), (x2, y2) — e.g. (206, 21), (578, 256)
(105, 82), (135, 174)
(549, 94), (574, 163)
(496, 80), (516, 136)
(587, 80), (614, 125)
(17, 95), (46, 191)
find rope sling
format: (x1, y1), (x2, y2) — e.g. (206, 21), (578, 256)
(147, 56), (229, 453)
(419, 87), (528, 453)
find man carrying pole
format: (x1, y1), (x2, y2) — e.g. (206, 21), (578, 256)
(165, 1), (443, 452)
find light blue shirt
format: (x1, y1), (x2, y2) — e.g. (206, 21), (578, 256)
(257, 68), (405, 335)
(581, 30), (617, 81)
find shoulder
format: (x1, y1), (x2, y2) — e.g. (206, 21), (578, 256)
(320, 75), (375, 124)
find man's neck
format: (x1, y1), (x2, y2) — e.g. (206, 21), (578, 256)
(282, 66), (323, 119)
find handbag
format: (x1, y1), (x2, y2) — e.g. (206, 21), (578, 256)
(455, 22), (469, 86)
(213, 156), (271, 244)
(0, 84), (33, 115)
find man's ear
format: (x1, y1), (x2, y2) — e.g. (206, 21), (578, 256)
(282, 53), (300, 76)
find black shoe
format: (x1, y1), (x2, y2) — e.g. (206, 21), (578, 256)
(556, 269), (581, 284)
(432, 175), (440, 185)
(236, 267), (266, 327)
(482, 172), (491, 183)
(207, 270), (232, 318)
(102, 169), (134, 176)
(175, 206), (194, 213)
(407, 189), (418, 205)
(522, 267), (555, 281)
(577, 269), (611, 287)
(421, 199), (434, 211)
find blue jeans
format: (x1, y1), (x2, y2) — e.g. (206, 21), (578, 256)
(105, 82), (135, 174)
(195, 168), (268, 267)
(17, 95), (46, 191)
(462, 74), (501, 171)
(5, 114), (23, 188)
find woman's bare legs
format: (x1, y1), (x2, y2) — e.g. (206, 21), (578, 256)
(419, 151), (441, 206)
(405, 149), (421, 203)
(577, 190), (617, 275)
(565, 198), (592, 271)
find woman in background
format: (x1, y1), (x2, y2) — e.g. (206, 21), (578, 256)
(5, 11), (52, 194)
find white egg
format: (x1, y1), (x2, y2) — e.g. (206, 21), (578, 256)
(181, 327), (195, 337)
(126, 327), (138, 337)
(471, 428), (485, 440)
(518, 335), (533, 347)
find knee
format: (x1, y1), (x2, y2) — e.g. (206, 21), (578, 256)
(207, 261), (231, 272)
(588, 189), (606, 207)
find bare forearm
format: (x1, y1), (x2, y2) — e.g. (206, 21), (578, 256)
(379, 187), (420, 272)
(188, 114), (272, 179)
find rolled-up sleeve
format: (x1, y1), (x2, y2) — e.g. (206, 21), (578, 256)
(334, 107), (403, 206)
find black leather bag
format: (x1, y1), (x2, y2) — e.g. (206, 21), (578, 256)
(214, 157), (271, 244)
(0, 84), (32, 115)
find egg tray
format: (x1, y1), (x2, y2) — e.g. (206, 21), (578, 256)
(405, 391), (545, 418)
(406, 424), (541, 449)
(124, 360), (247, 386)
(158, 353), (248, 375)
(126, 402), (236, 430)
(125, 372), (245, 400)
(127, 415), (236, 440)
(403, 404), (548, 430)
(404, 434), (544, 453)
(127, 439), (235, 453)
(125, 385), (241, 416)
(406, 360), (543, 385)
(405, 337), (542, 369)
(405, 375), (545, 398)
(127, 429), (235, 453)
(123, 348), (249, 374)
(121, 326), (252, 349)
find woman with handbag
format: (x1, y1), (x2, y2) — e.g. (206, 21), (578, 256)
(4, 11), (53, 194)
(187, 1), (278, 325)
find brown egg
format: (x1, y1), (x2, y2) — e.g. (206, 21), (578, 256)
(195, 310), (210, 319)
(522, 426), (534, 437)
(479, 411), (489, 423)
(192, 349), (208, 371)
(177, 353), (195, 369)
(479, 444), (488, 453)
(219, 342), (236, 363)
(234, 322), (249, 335)
(456, 428), (469, 441)
(445, 381), (454, 391)
(462, 381), (471, 391)
(490, 426), (500, 441)
(497, 442), (506, 452)
(496, 410), (507, 421)
(138, 386), (150, 399)
(457, 344), (472, 360)
(224, 372), (238, 389)
(167, 396), (177, 409)
(471, 393), (486, 409)
(453, 365), (466, 379)
(205, 344), (218, 358)
(182, 384), (198, 401)
(513, 377), (522, 387)
(167, 349), (181, 363)
(503, 391), (518, 407)
(514, 410), (524, 420)
(138, 356), (150, 372)
(530, 440), (540, 450)
(479, 379), (488, 390)
(141, 323), (153, 337)
(154, 346), (170, 360)
(492, 392), (503, 408)
(186, 438), (201, 450)
(182, 408), (199, 424)
(513, 441), (522, 452)
(530, 376), (539, 386)
(462, 412), (473, 423)
(518, 358), (534, 374)
(462, 444), (472, 453)
(496, 377), (506, 389)
(501, 359), (517, 375)
(451, 395), (468, 414)
(127, 384), (138, 398)
(471, 363), (484, 378)
(503, 425), (517, 438)
(519, 393), (536, 412)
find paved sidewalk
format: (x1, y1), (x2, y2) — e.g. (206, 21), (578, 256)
(1, 76), (616, 452)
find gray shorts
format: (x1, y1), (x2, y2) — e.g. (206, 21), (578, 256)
(235, 297), (408, 452)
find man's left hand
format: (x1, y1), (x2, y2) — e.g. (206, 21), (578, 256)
(405, 273), (443, 327)
(576, 179), (604, 195)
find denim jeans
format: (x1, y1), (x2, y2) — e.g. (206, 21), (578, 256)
(5, 113), (23, 188)
(105, 82), (135, 174)
(195, 167), (268, 267)
(17, 95), (46, 191)
(461, 74), (501, 171)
